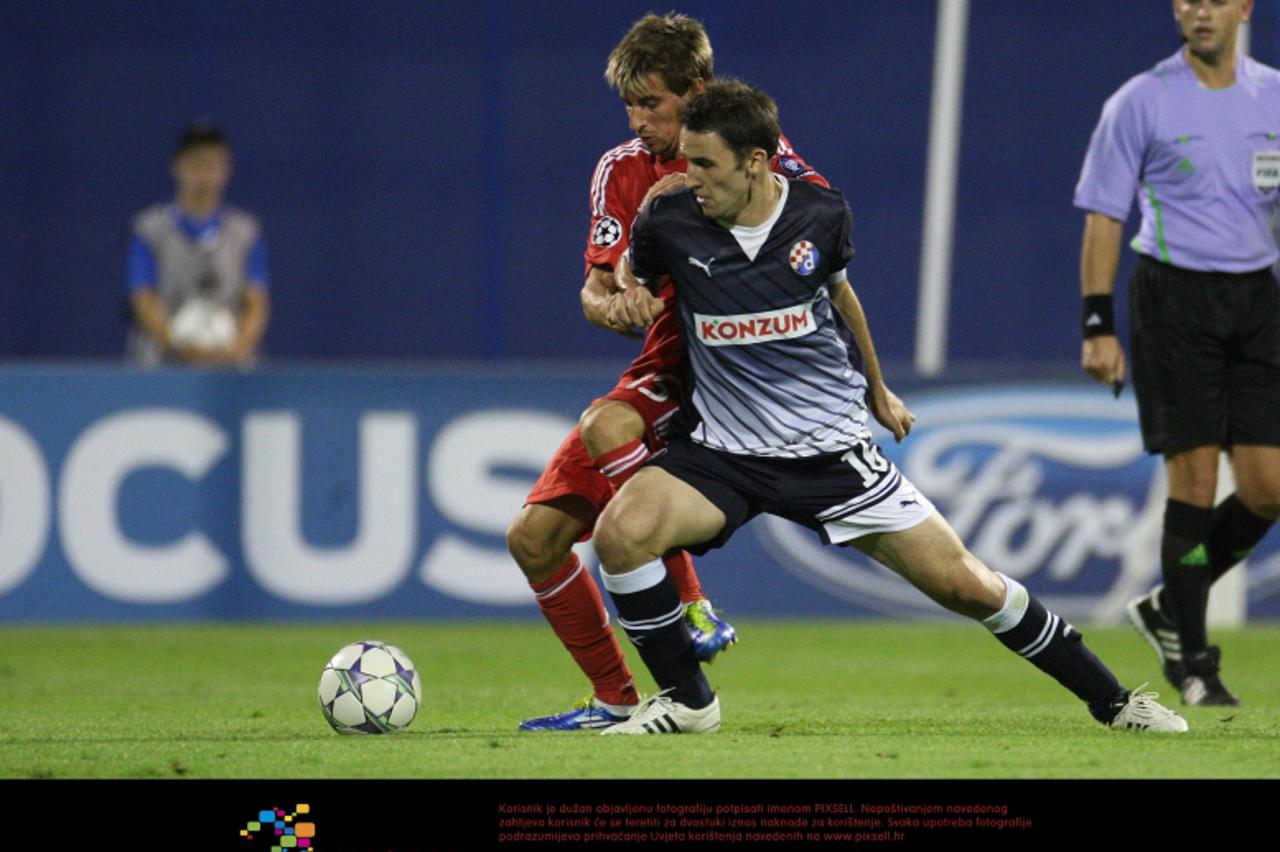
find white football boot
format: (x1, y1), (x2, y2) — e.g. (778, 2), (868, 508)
(1109, 686), (1190, 732)
(600, 691), (721, 735)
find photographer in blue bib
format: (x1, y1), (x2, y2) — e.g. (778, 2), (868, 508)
(127, 121), (269, 367)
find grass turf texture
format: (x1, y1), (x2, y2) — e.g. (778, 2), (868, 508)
(1, 621), (1276, 779)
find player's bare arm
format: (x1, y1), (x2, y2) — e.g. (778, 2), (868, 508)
(583, 264), (665, 338)
(1079, 211), (1126, 386)
(581, 265), (628, 329)
(579, 157), (683, 338)
(829, 278), (915, 442)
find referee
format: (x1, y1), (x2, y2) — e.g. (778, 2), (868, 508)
(1075, 0), (1280, 705)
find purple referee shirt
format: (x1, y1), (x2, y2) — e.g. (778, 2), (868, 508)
(1074, 49), (1280, 273)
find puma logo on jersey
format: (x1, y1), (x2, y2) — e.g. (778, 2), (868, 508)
(694, 304), (815, 347)
(687, 256), (716, 277)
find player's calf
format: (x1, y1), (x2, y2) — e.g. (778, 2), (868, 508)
(599, 558), (715, 713)
(508, 500), (639, 715)
(983, 573), (1186, 731)
(855, 516), (1182, 728)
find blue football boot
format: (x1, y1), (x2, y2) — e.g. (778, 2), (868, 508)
(685, 599), (738, 663)
(518, 696), (635, 731)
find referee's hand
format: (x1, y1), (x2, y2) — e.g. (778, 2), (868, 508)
(1082, 335), (1126, 389)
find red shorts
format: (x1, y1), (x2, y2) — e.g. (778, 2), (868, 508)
(599, 307), (684, 445)
(599, 368), (683, 447)
(524, 366), (684, 541)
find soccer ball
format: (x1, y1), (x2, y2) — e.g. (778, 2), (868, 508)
(169, 298), (237, 351)
(317, 640), (422, 734)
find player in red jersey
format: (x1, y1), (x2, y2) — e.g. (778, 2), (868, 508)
(509, 13), (825, 730)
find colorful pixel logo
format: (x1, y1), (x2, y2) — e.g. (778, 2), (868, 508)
(240, 804), (316, 851)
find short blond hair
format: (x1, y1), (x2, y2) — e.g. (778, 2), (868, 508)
(604, 13), (714, 97)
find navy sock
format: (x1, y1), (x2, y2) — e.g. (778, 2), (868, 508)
(604, 569), (713, 710)
(985, 577), (1126, 723)
(1161, 499), (1214, 657)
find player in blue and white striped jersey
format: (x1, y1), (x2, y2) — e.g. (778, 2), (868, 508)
(635, 156), (867, 459)
(591, 79), (1187, 736)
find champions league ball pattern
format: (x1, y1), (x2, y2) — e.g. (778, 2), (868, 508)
(788, 240), (819, 276)
(592, 215), (623, 247)
(318, 640), (422, 734)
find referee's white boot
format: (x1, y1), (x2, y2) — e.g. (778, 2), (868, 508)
(600, 690), (721, 735)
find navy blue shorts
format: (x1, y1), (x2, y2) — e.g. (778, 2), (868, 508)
(648, 438), (933, 555)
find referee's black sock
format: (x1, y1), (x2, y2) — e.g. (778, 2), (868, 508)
(983, 574), (1127, 723)
(1206, 494), (1274, 584)
(602, 560), (714, 710)
(1161, 499), (1214, 658)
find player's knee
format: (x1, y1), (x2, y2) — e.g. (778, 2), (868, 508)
(593, 511), (654, 573)
(937, 556), (1004, 619)
(505, 514), (563, 579)
(578, 401), (644, 459)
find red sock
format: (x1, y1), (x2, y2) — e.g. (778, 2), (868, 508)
(530, 553), (638, 707)
(593, 439), (651, 486)
(663, 550), (705, 605)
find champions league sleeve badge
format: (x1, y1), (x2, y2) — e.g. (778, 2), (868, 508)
(591, 215), (623, 247)
(788, 240), (820, 276)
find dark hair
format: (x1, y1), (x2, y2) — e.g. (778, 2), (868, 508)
(679, 79), (779, 163)
(174, 121), (229, 158)
(605, 13), (714, 97)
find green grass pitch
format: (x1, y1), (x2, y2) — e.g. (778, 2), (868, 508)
(1, 621), (1277, 780)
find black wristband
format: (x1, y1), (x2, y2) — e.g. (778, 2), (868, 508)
(1082, 294), (1115, 338)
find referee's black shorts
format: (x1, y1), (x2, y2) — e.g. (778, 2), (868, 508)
(1128, 253), (1280, 454)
